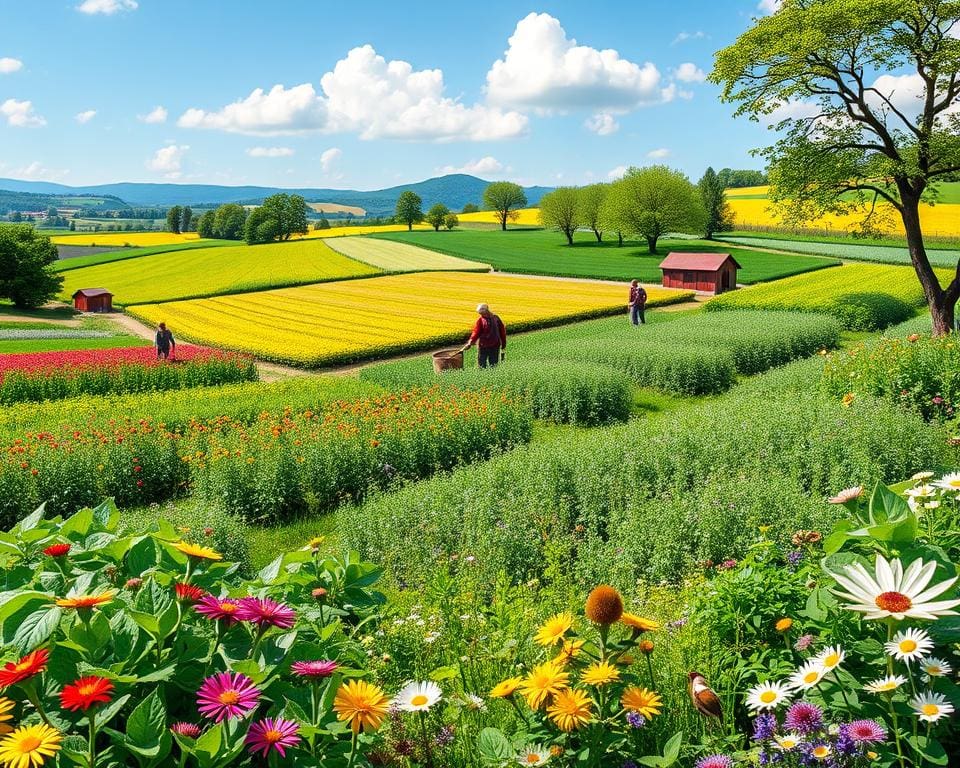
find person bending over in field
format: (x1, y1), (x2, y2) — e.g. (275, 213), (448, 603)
(628, 279), (647, 326)
(155, 322), (176, 360)
(460, 303), (506, 368)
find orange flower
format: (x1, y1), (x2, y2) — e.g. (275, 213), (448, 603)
(489, 677), (522, 699)
(621, 613), (659, 634)
(55, 592), (114, 609)
(519, 662), (569, 710)
(585, 585), (623, 626)
(173, 541), (223, 561)
(0, 648), (49, 688)
(59, 676), (114, 711)
(775, 618), (793, 632)
(547, 688), (593, 731)
(332, 680), (390, 734)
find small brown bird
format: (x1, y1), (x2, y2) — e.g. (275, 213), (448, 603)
(688, 671), (723, 725)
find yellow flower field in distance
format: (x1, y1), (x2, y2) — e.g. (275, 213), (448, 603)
(457, 208), (542, 226)
(297, 223), (432, 239)
(51, 232), (203, 247)
(324, 236), (491, 272)
(128, 272), (692, 366)
(60, 239), (380, 305)
(724, 186), (769, 198)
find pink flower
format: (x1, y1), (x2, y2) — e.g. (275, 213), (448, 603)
(196, 672), (260, 722)
(291, 660), (339, 679)
(844, 719), (887, 744)
(195, 595), (241, 624)
(245, 717), (301, 758)
(695, 756), (733, 768)
(236, 597), (295, 629)
(170, 722), (201, 738)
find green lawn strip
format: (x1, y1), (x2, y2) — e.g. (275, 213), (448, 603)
(718, 234), (960, 267)
(0, 303), (78, 321)
(53, 239), (236, 272)
(0, 336), (149, 353)
(373, 228), (838, 284)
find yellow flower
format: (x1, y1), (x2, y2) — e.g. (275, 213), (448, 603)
(55, 591), (114, 609)
(0, 723), (62, 768)
(775, 618), (793, 632)
(621, 687), (662, 719)
(551, 639), (585, 667)
(581, 661), (620, 687)
(173, 540), (223, 561)
(546, 688), (593, 732)
(488, 677), (522, 699)
(841, 393), (855, 407)
(620, 613), (659, 633)
(332, 680), (390, 734)
(534, 613), (574, 646)
(307, 536), (326, 550)
(0, 698), (13, 736)
(519, 662), (570, 710)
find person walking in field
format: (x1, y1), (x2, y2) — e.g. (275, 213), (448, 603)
(155, 322), (176, 360)
(628, 279), (647, 326)
(460, 303), (506, 368)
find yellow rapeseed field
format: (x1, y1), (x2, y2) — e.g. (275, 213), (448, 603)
(128, 272), (690, 366)
(457, 208), (542, 226)
(297, 224), (432, 239)
(51, 232), (203, 246)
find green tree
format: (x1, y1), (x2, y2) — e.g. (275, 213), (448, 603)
(0, 225), (63, 308)
(462, 203), (479, 214)
(482, 182), (527, 231)
(395, 190), (423, 231)
(698, 167), (733, 239)
(213, 204), (248, 240)
(712, 0), (960, 335)
(316, 217), (331, 230)
(716, 168), (767, 188)
(197, 210), (216, 239)
(576, 184), (608, 242)
(166, 206), (182, 234)
(444, 212), (459, 230)
(180, 206), (193, 233)
(603, 166), (706, 254)
(538, 187), (580, 245)
(244, 206), (279, 245)
(425, 203), (450, 231)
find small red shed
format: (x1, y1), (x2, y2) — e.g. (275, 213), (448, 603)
(72, 288), (113, 312)
(659, 252), (741, 295)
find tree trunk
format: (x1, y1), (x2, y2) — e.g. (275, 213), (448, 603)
(899, 186), (956, 336)
(407, 222), (412, 231)
(617, 232), (623, 247)
(500, 213), (507, 231)
(565, 230), (574, 246)
(646, 236), (657, 254)
(593, 228), (602, 242)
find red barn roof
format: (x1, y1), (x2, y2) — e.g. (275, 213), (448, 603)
(659, 252), (742, 271)
(72, 288), (112, 298)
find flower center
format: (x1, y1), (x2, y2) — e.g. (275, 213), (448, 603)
(875, 591), (912, 613)
(804, 672), (819, 684)
(218, 691), (240, 705)
(20, 736), (41, 752)
(220, 603), (237, 613)
(824, 654), (839, 667)
(760, 691), (777, 703)
(899, 640), (917, 653)
(949, 480), (960, 487)
(14, 662), (29, 672)
(526, 756), (540, 765)
(925, 665), (942, 676)
(411, 695), (428, 707)
(264, 729), (282, 743)
(878, 681), (896, 691)
(78, 684), (97, 696)
(922, 704), (939, 716)
(813, 746), (830, 758)
(781, 739), (796, 748)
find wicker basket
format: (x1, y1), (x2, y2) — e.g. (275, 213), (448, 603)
(432, 348), (464, 374)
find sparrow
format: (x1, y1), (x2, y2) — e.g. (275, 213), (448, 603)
(688, 671), (723, 724)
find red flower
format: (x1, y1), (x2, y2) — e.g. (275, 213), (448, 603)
(175, 582), (206, 603)
(60, 676), (114, 711)
(136, 480), (144, 488)
(0, 648), (49, 688)
(43, 543), (71, 557)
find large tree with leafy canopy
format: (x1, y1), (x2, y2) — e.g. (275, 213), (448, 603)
(712, 0), (960, 334)
(482, 182), (527, 231)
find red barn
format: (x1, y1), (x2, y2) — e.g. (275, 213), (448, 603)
(72, 288), (113, 312)
(659, 252), (741, 294)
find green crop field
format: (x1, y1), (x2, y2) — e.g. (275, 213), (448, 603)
(59, 239), (381, 305)
(719, 234), (960, 266)
(373, 228), (839, 284)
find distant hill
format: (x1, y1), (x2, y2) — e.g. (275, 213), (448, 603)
(0, 174), (553, 217)
(0, 188), (129, 214)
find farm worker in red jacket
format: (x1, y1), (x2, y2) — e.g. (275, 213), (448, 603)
(460, 303), (506, 368)
(628, 279), (647, 326)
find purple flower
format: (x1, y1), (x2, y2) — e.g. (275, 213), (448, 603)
(434, 725), (455, 747)
(787, 550), (803, 567)
(843, 719), (887, 744)
(717, 559), (738, 570)
(793, 634), (815, 652)
(626, 711), (646, 728)
(752, 713), (777, 741)
(622, 762), (638, 768)
(291, 660), (338, 679)
(235, 597), (295, 629)
(784, 701), (824, 735)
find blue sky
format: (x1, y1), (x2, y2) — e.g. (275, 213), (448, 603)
(0, 0), (780, 190)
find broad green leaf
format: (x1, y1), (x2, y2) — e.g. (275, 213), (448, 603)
(477, 727), (513, 764)
(13, 606), (62, 653)
(15, 504), (46, 533)
(127, 689), (168, 756)
(59, 507), (95, 540)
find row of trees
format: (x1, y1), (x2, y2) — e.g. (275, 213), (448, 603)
(393, 182), (528, 232)
(537, 166), (731, 253)
(394, 192), (460, 231)
(165, 206), (195, 234)
(192, 195), (309, 244)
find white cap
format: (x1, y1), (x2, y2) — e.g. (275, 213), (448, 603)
(476, 303), (489, 313)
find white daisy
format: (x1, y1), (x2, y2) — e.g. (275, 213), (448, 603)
(919, 656), (953, 678)
(789, 660), (826, 691)
(516, 745), (551, 766)
(810, 744), (833, 761)
(394, 680), (442, 712)
(464, 693), (487, 712)
(911, 471), (935, 481)
(933, 472), (960, 492)
(746, 681), (792, 711)
(885, 627), (934, 662)
(910, 692), (955, 722)
(864, 675), (907, 694)
(905, 484), (936, 498)
(830, 555), (960, 621)
(815, 645), (845, 673)
(771, 733), (804, 751)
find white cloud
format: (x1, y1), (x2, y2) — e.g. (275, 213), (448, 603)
(246, 146), (295, 158)
(75, 109), (97, 124)
(584, 112), (619, 135)
(138, 105), (167, 124)
(320, 147), (341, 172)
(437, 156), (504, 176)
(0, 57), (23, 74)
(607, 165), (628, 180)
(647, 148), (671, 159)
(178, 44), (527, 142)
(675, 63), (706, 83)
(77, 0), (137, 14)
(12, 161), (68, 181)
(671, 31), (705, 45)
(762, 99), (821, 125)
(146, 144), (189, 178)
(757, 0), (781, 14)
(1, 99), (46, 128)
(485, 13), (672, 112)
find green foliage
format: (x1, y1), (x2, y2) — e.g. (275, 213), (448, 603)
(443, 212), (459, 230)
(720, 235), (960, 268)
(196, 209), (215, 238)
(716, 168), (767, 188)
(0, 225), (64, 309)
(698, 167), (733, 239)
(462, 203), (479, 214)
(211, 203), (247, 240)
(243, 194), (308, 244)
(538, 187), (581, 245)
(482, 181), (528, 230)
(425, 202), (450, 231)
(394, 190), (424, 231)
(166, 205), (182, 234)
(577, 183), (608, 242)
